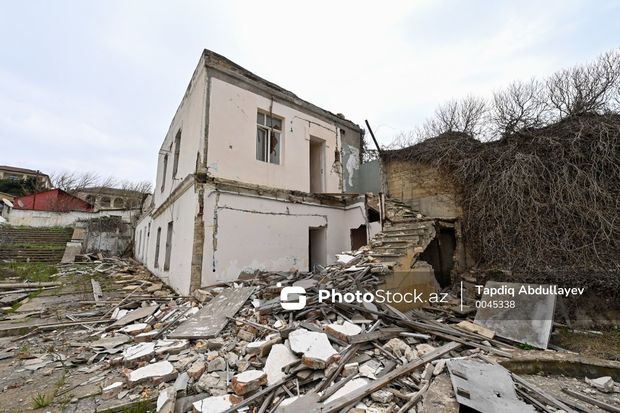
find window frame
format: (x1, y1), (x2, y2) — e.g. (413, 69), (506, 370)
(256, 110), (283, 165)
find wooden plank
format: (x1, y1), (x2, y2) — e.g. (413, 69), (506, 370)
(348, 327), (406, 344)
(315, 341), (461, 413)
(169, 287), (254, 339)
(562, 388), (620, 413)
(455, 320), (495, 339)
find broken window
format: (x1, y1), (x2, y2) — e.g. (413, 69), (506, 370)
(154, 227), (162, 268)
(172, 130), (181, 178)
(256, 111), (282, 164)
(161, 154), (168, 192)
(164, 221), (173, 271)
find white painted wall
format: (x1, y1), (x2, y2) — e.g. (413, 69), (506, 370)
(5, 208), (139, 227)
(200, 188), (368, 286)
(153, 61), (208, 209)
(206, 77), (357, 193)
(135, 185), (198, 294)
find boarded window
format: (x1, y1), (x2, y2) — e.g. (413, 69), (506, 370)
(154, 227), (162, 268)
(256, 111), (282, 164)
(164, 221), (173, 271)
(172, 130), (181, 178)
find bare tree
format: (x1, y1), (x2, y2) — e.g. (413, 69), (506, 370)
(547, 49), (620, 117)
(491, 79), (548, 135)
(419, 96), (488, 139)
(50, 170), (152, 194)
(50, 171), (100, 192)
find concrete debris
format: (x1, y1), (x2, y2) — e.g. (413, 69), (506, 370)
(324, 321), (362, 341)
(192, 394), (242, 413)
(231, 369), (268, 395)
(289, 328), (339, 369)
(0, 246), (609, 412)
(384, 338), (417, 361)
(125, 360), (177, 387)
(264, 343), (300, 385)
(156, 386), (176, 413)
(586, 376), (615, 393)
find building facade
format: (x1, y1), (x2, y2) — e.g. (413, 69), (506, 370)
(0, 165), (52, 189)
(135, 50), (377, 294)
(75, 187), (144, 211)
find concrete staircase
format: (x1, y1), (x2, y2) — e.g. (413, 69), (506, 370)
(369, 198), (436, 270)
(0, 226), (73, 263)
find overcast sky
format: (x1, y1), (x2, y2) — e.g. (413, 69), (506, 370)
(1, 1), (619, 184)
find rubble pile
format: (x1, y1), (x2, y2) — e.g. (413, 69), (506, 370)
(0, 254), (618, 412)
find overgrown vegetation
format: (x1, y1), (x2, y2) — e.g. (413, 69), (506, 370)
(0, 262), (57, 282)
(383, 49), (620, 293)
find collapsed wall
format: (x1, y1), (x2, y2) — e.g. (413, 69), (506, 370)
(381, 114), (620, 297)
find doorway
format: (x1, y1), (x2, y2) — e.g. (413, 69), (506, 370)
(350, 224), (367, 250)
(309, 226), (326, 271)
(309, 137), (325, 193)
(420, 227), (456, 287)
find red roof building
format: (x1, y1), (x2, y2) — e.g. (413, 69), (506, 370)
(13, 189), (94, 212)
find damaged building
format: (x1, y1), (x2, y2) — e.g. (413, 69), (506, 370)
(135, 50), (382, 294)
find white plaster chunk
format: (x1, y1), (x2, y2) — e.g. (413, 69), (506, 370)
(336, 254), (356, 265)
(123, 342), (155, 363)
(265, 343), (300, 385)
(324, 321), (362, 341)
(323, 378), (370, 404)
(192, 394), (242, 413)
(155, 339), (190, 355)
(156, 386), (176, 413)
(126, 361), (177, 386)
(231, 369), (267, 395)
(586, 376), (615, 393)
(289, 329), (338, 369)
(119, 323), (149, 335)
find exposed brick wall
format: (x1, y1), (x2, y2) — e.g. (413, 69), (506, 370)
(384, 159), (461, 218)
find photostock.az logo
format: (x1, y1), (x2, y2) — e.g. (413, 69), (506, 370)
(278, 283), (306, 310)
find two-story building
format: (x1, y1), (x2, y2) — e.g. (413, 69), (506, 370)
(135, 50), (378, 294)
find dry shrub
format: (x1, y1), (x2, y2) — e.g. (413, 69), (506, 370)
(382, 113), (620, 293)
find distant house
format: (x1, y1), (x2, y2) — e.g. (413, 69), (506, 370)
(0, 165), (52, 189)
(14, 189), (94, 212)
(75, 187), (145, 210)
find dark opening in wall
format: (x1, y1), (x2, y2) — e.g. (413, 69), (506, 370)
(350, 225), (367, 250)
(420, 226), (456, 287)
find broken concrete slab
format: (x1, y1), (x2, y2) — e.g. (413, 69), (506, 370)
(586, 376), (615, 393)
(422, 373), (459, 413)
(156, 386), (176, 413)
(122, 342), (155, 366)
(119, 323), (150, 336)
(187, 360), (206, 380)
(90, 335), (131, 350)
(126, 360), (177, 387)
(323, 378), (370, 404)
(323, 321), (362, 341)
(102, 382), (124, 400)
(446, 359), (537, 413)
(154, 339), (189, 355)
(195, 372), (227, 394)
(231, 369), (267, 395)
(192, 394), (242, 413)
(474, 281), (556, 349)
(289, 328), (338, 369)
(109, 305), (159, 329)
(61, 241), (82, 264)
(264, 343), (300, 385)
(247, 335), (281, 357)
(168, 287), (255, 339)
